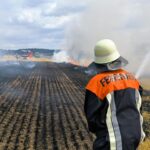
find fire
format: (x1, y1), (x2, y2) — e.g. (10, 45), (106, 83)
(68, 57), (90, 67)
(68, 58), (80, 66)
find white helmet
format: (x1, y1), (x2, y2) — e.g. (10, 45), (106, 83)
(94, 39), (128, 70)
(94, 39), (120, 64)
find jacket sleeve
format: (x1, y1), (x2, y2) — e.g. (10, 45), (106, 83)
(139, 85), (143, 96)
(139, 85), (143, 112)
(84, 89), (104, 133)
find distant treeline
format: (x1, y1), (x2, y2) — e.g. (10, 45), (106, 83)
(0, 48), (61, 56)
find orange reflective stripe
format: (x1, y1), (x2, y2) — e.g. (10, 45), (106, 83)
(86, 69), (139, 100)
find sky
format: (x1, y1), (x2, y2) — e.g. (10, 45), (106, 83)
(0, 0), (150, 75)
(0, 0), (86, 49)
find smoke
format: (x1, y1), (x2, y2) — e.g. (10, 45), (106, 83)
(65, 0), (150, 76)
(19, 61), (36, 69)
(0, 61), (20, 67)
(0, 51), (36, 69)
(52, 50), (70, 63)
(0, 60), (36, 69)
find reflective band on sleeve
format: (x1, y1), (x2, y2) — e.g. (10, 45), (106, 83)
(111, 92), (122, 150)
(135, 90), (145, 141)
(106, 93), (116, 150)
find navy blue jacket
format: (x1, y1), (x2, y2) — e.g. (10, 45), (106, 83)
(84, 69), (145, 150)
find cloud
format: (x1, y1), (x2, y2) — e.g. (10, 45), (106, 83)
(0, 0), (86, 49)
(23, 0), (53, 7)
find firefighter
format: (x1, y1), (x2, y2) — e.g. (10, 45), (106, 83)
(84, 39), (145, 150)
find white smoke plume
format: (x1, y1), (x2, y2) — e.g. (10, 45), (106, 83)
(52, 50), (70, 63)
(65, 0), (150, 76)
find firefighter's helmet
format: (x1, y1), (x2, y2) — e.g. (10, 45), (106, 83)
(94, 39), (128, 70)
(94, 39), (120, 64)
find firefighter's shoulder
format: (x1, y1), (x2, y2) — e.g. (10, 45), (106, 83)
(85, 73), (105, 99)
(86, 73), (103, 88)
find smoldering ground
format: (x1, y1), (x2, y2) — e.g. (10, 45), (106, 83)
(0, 60), (37, 96)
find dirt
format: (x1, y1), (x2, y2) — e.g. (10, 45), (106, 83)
(0, 62), (149, 150)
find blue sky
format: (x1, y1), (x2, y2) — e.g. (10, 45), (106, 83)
(0, 0), (86, 49)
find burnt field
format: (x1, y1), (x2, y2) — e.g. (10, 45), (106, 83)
(0, 62), (150, 150)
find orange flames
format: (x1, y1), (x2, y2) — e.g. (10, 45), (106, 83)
(68, 57), (89, 67)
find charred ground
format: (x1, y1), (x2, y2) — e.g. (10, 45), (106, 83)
(0, 62), (149, 150)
